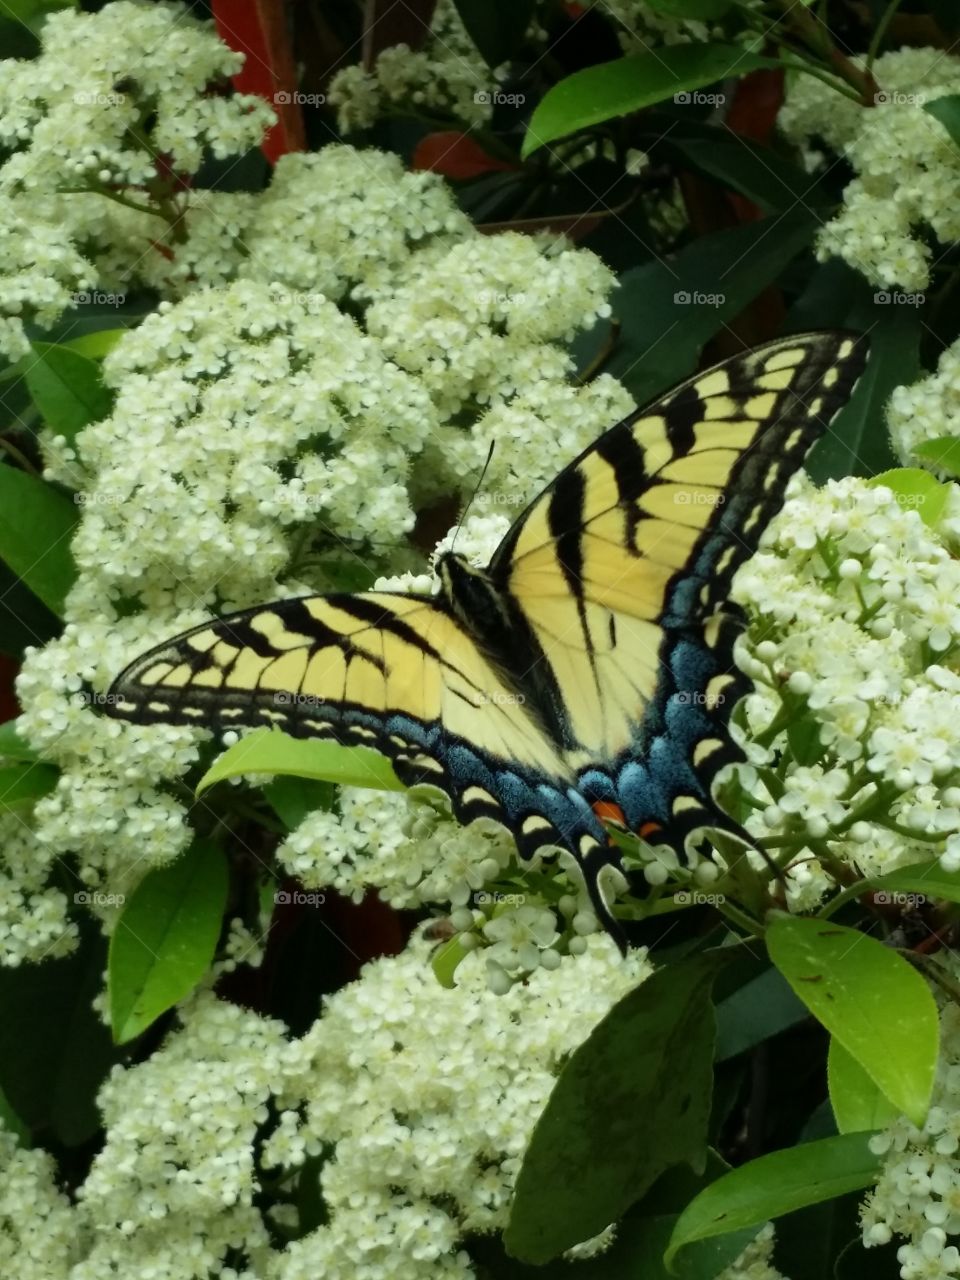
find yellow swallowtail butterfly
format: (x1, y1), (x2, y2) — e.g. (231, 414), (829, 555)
(106, 332), (866, 940)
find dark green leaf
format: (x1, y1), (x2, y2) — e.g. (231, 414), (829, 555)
(505, 954), (722, 1263)
(108, 839), (228, 1043)
(0, 465), (78, 615)
(0, 761), (58, 813)
(431, 934), (471, 988)
(786, 716), (823, 767)
(522, 45), (777, 157)
(0, 923), (119, 1146)
(914, 436), (960, 477)
(0, 1084), (30, 1147)
(766, 916), (938, 1127)
(452, 0), (536, 68)
(665, 1134), (882, 1267)
(25, 342), (112, 441)
(645, 0), (731, 17)
(806, 305), (920, 483)
(198, 728), (403, 796)
(606, 209), (819, 405)
(665, 134), (827, 213)
(715, 964), (809, 1061)
(924, 94), (960, 148)
(0, 561), (61, 656)
(264, 775), (335, 830)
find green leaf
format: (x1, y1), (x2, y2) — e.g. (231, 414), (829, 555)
(664, 134), (826, 213)
(25, 342), (112, 441)
(505, 954), (722, 1263)
(870, 858), (960, 906)
(0, 921), (119, 1146)
(0, 762), (58, 813)
(0, 1084), (30, 1147)
(766, 916), (938, 1127)
(786, 716), (823, 767)
(0, 721), (39, 762)
(431, 934), (472, 988)
(452, 0), (536, 68)
(108, 839), (228, 1043)
(0, 465), (78, 615)
(0, 561), (61, 657)
(665, 1133), (882, 1268)
(264, 774), (335, 830)
(829, 1039), (900, 1135)
(868, 468), (949, 528)
(715, 965), (809, 1061)
(924, 94), (960, 148)
(605, 208), (819, 405)
(62, 329), (125, 361)
(522, 45), (777, 157)
(197, 728), (403, 797)
(914, 435), (960, 478)
(645, 0), (731, 17)
(806, 304), (920, 483)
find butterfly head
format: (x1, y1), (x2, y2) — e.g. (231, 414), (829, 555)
(437, 553), (508, 633)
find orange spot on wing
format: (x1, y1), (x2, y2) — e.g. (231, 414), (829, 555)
(592, 801), (627, 828)
(638, 821), (663, 840)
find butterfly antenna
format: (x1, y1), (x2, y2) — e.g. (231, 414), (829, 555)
(450, 441), (496, 555)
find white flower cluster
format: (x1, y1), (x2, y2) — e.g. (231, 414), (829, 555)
(327, 0), (715, 134)
(862, 997), (960, 1279)
(719, 1224), (788, 1280)
(263, 932), (651, 1279)
(0, 936), (650, 1279)
(0, 1129), (78, 1277)
(888, 334), (960, 469)
(779, 48), (960, 289)
(0, 0), (274, 360)
(7, 117), (616, 963)
(732, 474), (960, 909)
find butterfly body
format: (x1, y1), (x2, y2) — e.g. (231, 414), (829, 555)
(106, 333), (866, 942)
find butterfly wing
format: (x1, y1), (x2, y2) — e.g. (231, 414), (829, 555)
(106, 592), (607, 859)
(484, 331), (866, 853)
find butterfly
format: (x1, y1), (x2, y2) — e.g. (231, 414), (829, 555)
(105, 332), (866, 944)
